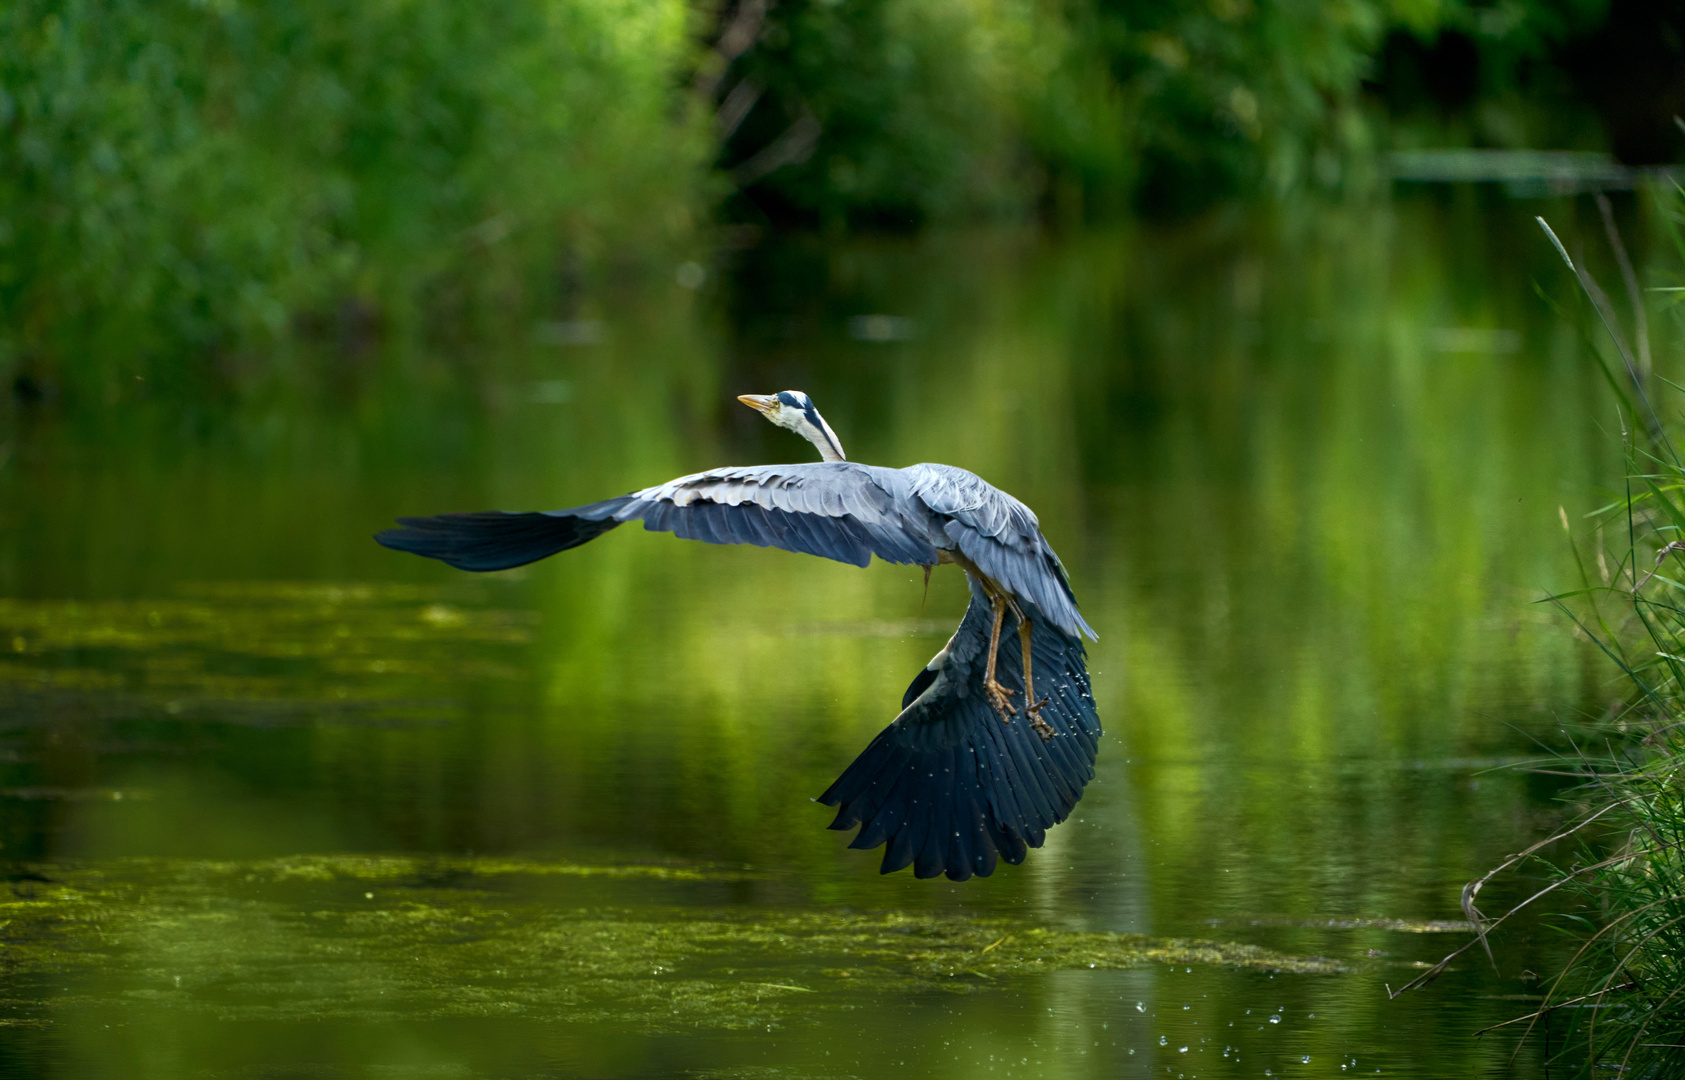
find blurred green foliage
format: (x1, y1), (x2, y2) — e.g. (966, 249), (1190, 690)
(727, 0), (1619, 223)
(0, 0), (1660, 389)
(0, 0), (705, 394)
(720, 0), (1067, 225)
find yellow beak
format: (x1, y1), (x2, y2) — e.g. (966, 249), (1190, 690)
(737, 394), (777, 413)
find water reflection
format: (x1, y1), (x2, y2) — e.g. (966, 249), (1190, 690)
(0, 199), (1627, 1077)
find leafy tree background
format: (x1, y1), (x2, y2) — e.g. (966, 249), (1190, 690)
(0, 0), (1677, 394)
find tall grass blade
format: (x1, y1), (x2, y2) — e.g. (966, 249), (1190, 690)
(1536, 216), (1673, 461)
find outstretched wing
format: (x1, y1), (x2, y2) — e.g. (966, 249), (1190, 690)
(376, 462), (942, 571)
(817, 579), (1102, 881)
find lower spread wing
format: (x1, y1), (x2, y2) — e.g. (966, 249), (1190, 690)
(816, 580), (1102, 881)
(376, 462), (940, 571)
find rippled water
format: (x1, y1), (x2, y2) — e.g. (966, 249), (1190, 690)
(0, 201), (1631, 1077)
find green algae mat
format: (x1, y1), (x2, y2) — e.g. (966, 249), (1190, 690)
(0, 856), (1340, 1032)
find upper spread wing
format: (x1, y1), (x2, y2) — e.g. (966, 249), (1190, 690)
(816, 578), (1102, 881)
(376, 462), (942, 571)
(622, 462), (940, 567)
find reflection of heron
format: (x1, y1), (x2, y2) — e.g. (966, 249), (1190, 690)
(378, 391), (1100, 880)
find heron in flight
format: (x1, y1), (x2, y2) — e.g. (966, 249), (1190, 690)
(377, 391), (1100, 880)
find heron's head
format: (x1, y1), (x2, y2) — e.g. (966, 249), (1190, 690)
(737, 390), (847, 463)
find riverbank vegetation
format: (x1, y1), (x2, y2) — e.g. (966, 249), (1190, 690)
(1531, 201), (1685, 1072)
(1396, 187), (1685, 1075)
(2, 0), (1680, 399)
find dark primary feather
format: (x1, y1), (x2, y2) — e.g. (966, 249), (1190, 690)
(375, 497), (632, 571)
(817, 578), (1102, 882)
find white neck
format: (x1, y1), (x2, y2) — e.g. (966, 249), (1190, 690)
(800, 414), (847, 462)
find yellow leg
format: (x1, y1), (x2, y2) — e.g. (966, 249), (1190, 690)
(982, 593), (1017, 721)
(1019, 618), (1053, 741)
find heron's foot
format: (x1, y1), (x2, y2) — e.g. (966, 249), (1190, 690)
(1026, 697), (1054, 741)
(984, 678), (1018, 721)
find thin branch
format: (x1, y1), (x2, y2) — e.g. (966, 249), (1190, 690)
(731, 110), (821, 187)
(715, 78), (763, 142)
(1391, 835), (1680, 1000)
(1463, 799), (1626, 954)
(1474, 982), (1640, 1036)
(1520, 893), (1678, 1055)
(694, 0), (769, 101)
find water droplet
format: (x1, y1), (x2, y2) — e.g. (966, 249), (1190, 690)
(1137, 1002), (1145, 1012)
(1302, 1056), (1312, 1064)
(1159, 1035), (1167, 1046)
(1268, 1015), (1281, 1024)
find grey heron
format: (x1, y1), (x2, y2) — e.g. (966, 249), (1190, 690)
(376, 391), (1100, 880)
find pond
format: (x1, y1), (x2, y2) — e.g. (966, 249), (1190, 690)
(0, 196), (1630, 1078)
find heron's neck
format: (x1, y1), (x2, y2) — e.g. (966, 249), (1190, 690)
(808, 433), (846, 463)
(800, 416), (847, 462)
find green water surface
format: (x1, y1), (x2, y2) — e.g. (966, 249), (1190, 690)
(0, 199), (1632, 1077)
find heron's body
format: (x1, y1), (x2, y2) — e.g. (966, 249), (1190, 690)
(378, 392), (1100, 881)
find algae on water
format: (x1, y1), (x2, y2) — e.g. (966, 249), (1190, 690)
(0, 855), (1340, 1032)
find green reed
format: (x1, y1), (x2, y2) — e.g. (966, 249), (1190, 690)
(1396, 188), (1685, 1076)
(1523, 469), (1685, 1074)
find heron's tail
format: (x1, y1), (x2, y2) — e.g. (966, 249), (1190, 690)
(375, 497), (633, 571)
(817, 589), (1101, 882)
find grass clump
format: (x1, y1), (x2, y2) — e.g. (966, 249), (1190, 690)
(1396, 189), (1685, 1076)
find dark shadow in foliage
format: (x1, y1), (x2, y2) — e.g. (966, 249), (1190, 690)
(1559, 0), (1685, 165)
